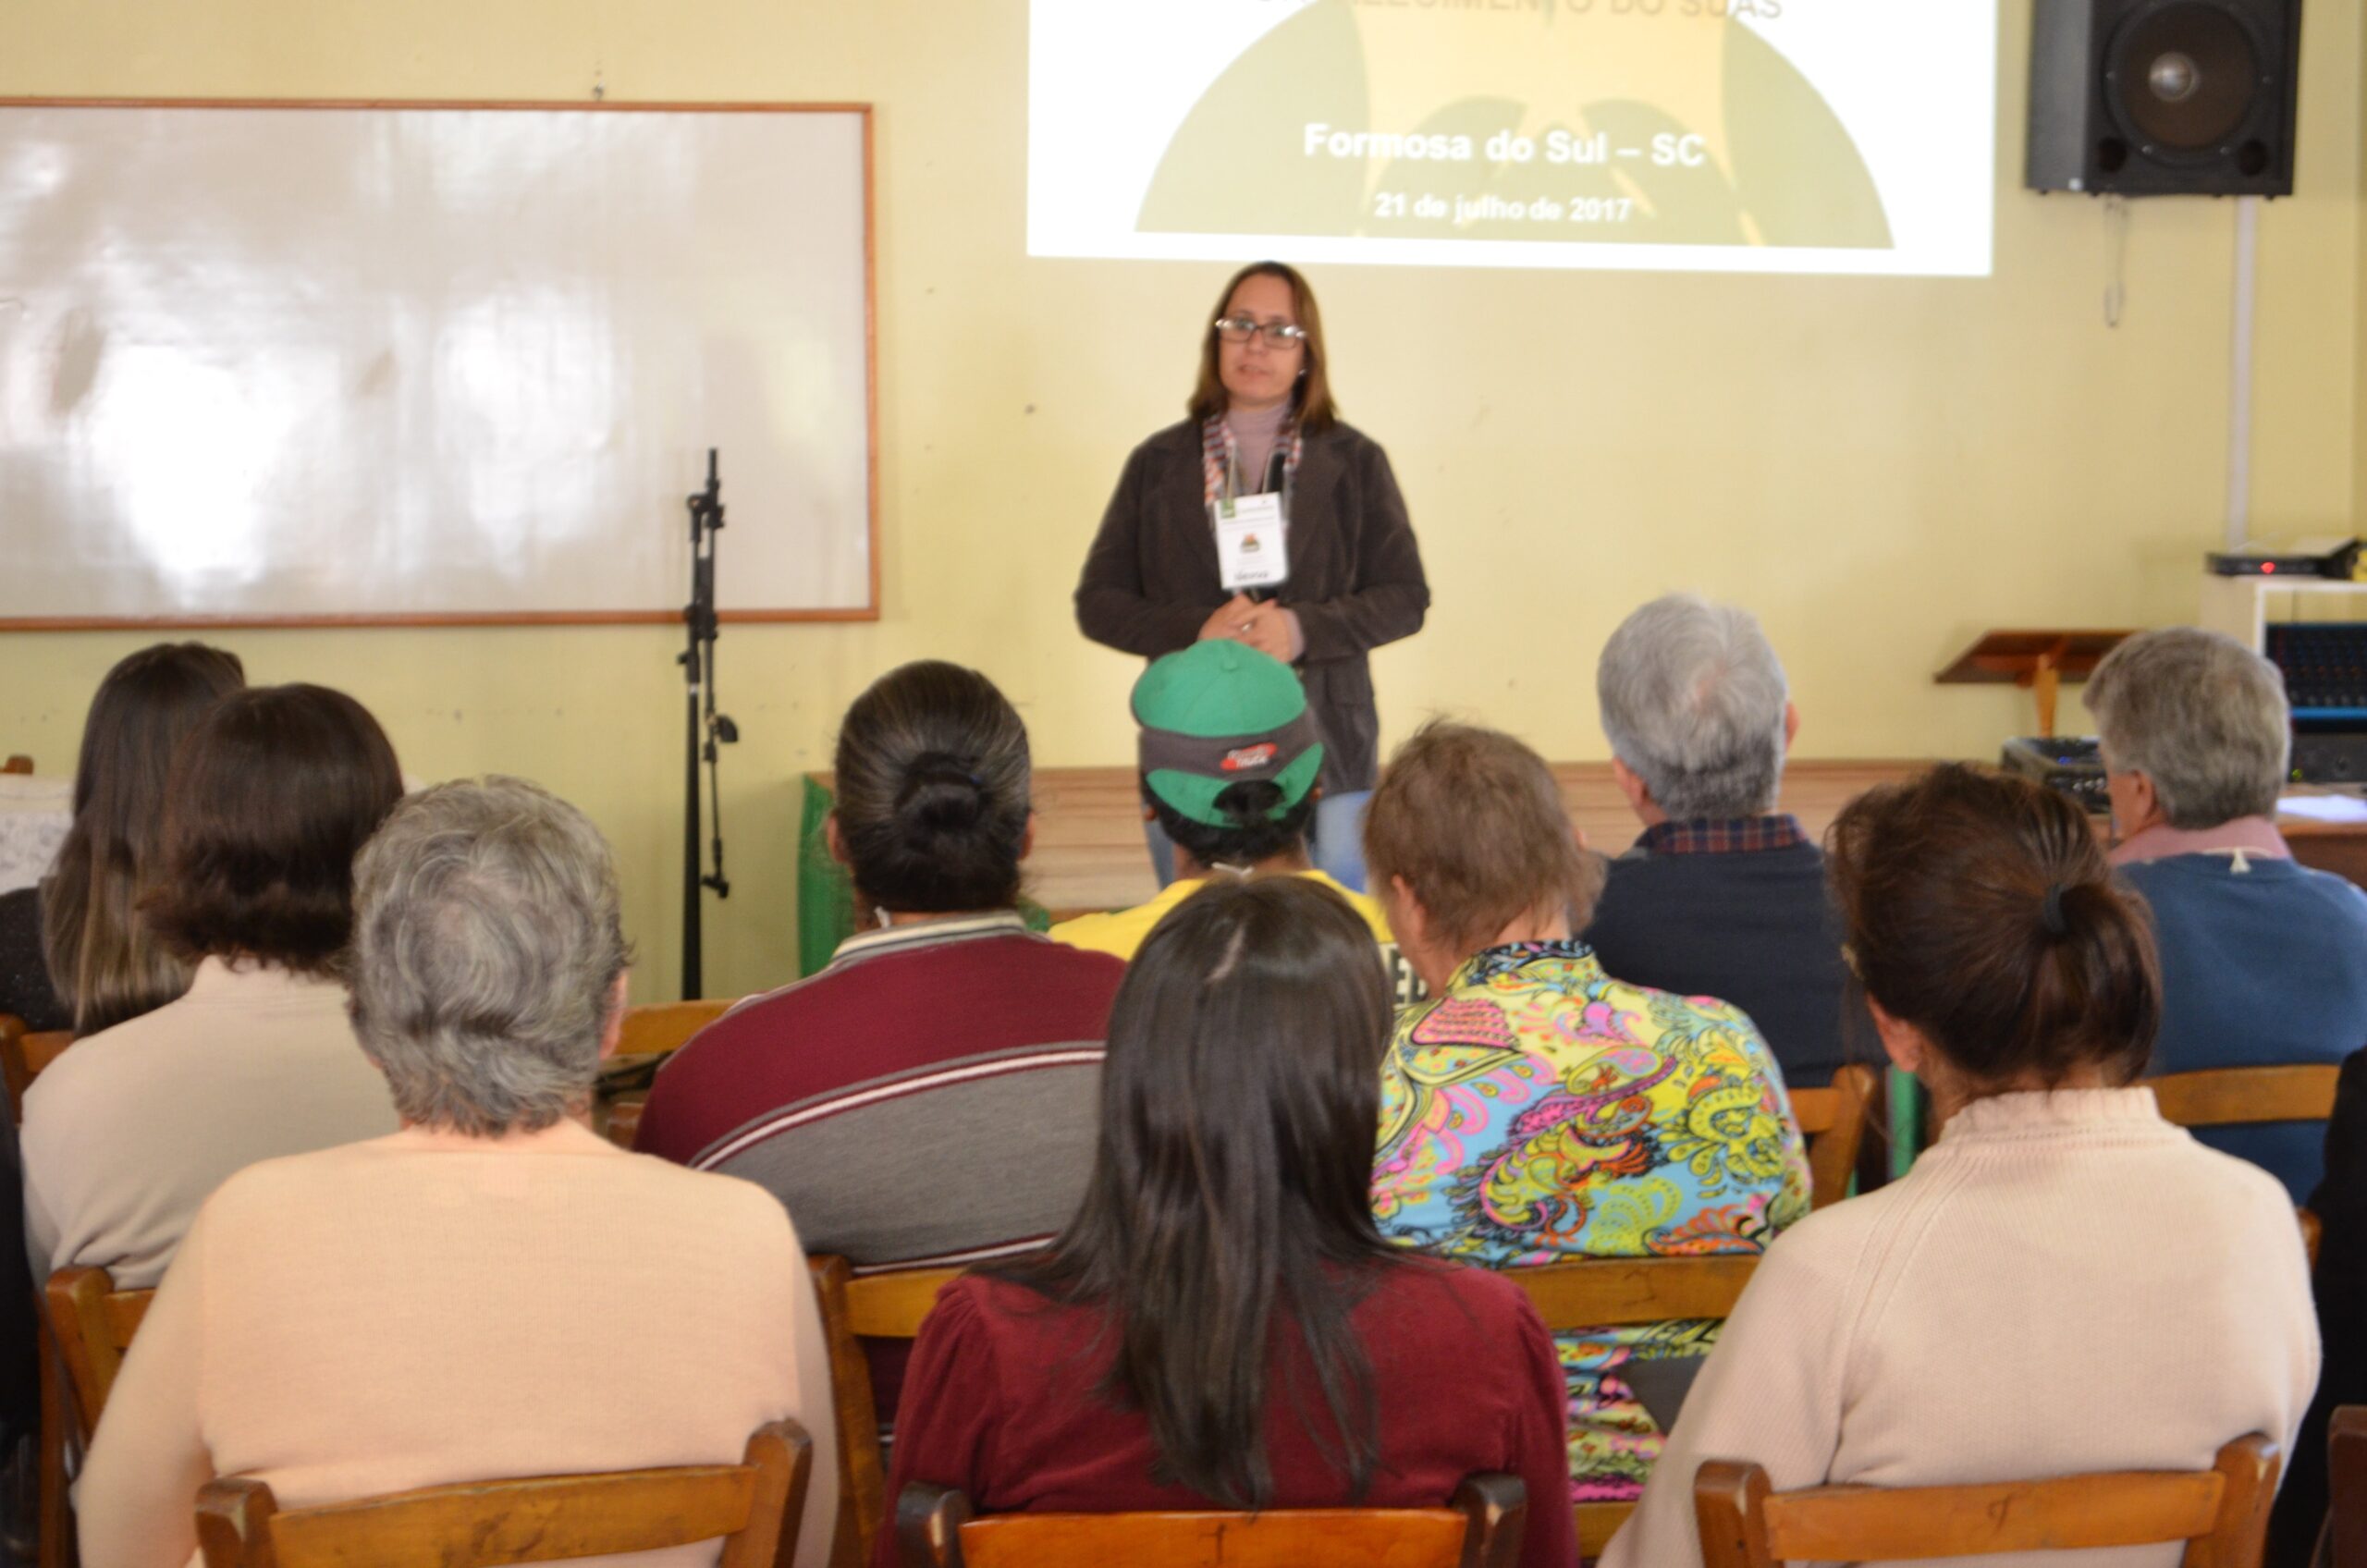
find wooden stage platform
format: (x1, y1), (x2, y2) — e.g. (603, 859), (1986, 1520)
(797, 760), (2367, 973)
(1019, 760), (1930, 920)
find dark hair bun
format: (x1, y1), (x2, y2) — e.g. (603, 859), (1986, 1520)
(833, 663), (1031, 913)
(2040, 878), (2108, 942)
(899, 764), (987, 839)
(1827, 764), (2159, 1088)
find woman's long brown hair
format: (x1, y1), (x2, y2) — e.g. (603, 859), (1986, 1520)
(41, 643), (245, 1035)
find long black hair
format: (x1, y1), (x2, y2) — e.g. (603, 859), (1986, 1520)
(1000, 876), (1404, 1508)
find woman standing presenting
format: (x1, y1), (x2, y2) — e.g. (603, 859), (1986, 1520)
(1076, 263), (1428, 892)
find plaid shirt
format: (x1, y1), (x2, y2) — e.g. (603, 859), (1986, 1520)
(1637, 815), (1809, 856)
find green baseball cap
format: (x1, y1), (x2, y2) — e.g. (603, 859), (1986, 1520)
(1133, 642), (1324, 827)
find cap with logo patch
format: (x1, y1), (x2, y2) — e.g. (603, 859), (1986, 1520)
(1133, 642), (1324, 827)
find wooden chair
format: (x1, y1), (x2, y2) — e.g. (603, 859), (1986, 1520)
(895, 1473), (1527, 1568)
(2328, 1406), (2367, 1568)
(3, 755), (31, 774)
(2152, 1063), (2340, 1269)
(600, 1098), (646, 1150)
(1789, 1064), (1879, 1211)
(593, 999), (735, 1148)
(194, 1416), (815, 1568)
(1511, 1255), (1760, 1560)
(45, 1267), (153, 1443)
(810, 1256), (966, 1568)
(2, 1028), (74, 1121)
(1693, 1432), (2279, 1566)
(2151, 1064), (2342, 1130)
(0, 1013), (24, 1111)
(20, 1209), (108, 1568)
(32, 1310), (72, 1568)
(619, 997), (736, 1058)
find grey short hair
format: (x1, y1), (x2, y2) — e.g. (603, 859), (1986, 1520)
(1596, 594), (1790, 820)
(348, 777), (630, 1135)
(2086, 629), (2289, 829)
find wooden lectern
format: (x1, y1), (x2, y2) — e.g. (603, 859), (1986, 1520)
(1935, 631), (2135, 736)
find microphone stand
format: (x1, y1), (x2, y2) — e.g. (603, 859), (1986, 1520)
(680, 448), (738, 1000)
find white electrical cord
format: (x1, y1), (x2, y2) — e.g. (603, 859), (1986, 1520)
(2103, 194), (2128, 328)
(2226, 195), (2260, 551)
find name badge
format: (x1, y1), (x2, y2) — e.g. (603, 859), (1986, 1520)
(1211, 493), (1288, 592)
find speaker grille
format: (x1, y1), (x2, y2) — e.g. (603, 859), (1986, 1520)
(2107, 3), (2261, 153)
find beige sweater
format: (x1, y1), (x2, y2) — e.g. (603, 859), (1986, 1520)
(78, 1121), (838, 1568)
(1600, 1088), (2319, 1568)
(22, 958), (400, 1288)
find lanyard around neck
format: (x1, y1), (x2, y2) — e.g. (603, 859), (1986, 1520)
(1201, 416), (1302, 507)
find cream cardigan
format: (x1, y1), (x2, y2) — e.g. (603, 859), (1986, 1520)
(78, 1121), (839, 1568)
(21, 957), (399, 1288)
(1600, 1088), (2319, 1568)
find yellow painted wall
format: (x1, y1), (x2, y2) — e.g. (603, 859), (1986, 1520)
(4, 0), (2362, 1001)
(2359, 10), (2367, 529)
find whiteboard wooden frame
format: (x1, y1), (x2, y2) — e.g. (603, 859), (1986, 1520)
(0, 97), (881, 630)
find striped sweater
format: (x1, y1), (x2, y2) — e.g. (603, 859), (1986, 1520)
(633, 913), (1124, 1412)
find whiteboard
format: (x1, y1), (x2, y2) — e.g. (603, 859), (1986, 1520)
(0, 102), (877, 625)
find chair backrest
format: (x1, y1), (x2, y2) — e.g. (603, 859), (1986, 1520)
(895, 1475), (1526, 1568)
(1788, 1064), (1879, 1211)
(3, 755), (31, 774)
(811, 1256), (967, 1568)
(194, 1416), (814, 1568)
(595, 1000), (736, 1148)
(1693, 1433), (2280, 1567)
(0, 1013), (24, 1113)
(44, 1267), (153, 1443)
(618, 998), (736, 1058)
(1512, 1255), (1759, 1333)
(2, 1025), (72, 1121)
(2150, 1065), (2341, 1128)
(2149, 1067), (2336, 1272)
(601, 1097), (647, 1150)
(2329, 1406), (2367, 1568)
(1511, 1255), (1760, 1560)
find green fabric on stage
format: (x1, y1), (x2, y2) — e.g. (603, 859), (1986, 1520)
(796, 778), (855, 980)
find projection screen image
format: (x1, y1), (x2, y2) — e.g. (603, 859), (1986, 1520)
(1029, 0), (1997, 276)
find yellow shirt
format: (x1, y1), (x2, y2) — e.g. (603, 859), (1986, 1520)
(1050, 869), (1392, 962)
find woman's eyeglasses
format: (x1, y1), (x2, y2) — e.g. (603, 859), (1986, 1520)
(1213, 317), (1309, 348)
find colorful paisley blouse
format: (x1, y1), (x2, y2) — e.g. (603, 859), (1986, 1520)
(1371, 939), (1810, 1502)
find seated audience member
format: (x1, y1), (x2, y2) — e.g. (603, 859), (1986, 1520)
(1366, 721), (1809, 1504)
(78, 778), (837, 1568)
(0, 642), (245, 1038)
(885, 877), (1574, 1568)
(635, 661), (1123, 1413)
(0, 643), (239, 1480)
(2268, 1045), (2367, 1567)
(2087, 626), (2367, 1203)
(1050, 641), (1391, 960)
(1581, 594), (1858, 1088)
(21, 684), (403, 1288)
(1601, 765), (2319, 1568)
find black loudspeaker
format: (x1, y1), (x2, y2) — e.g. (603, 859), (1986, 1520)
(2028, 0), (2303, 196)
